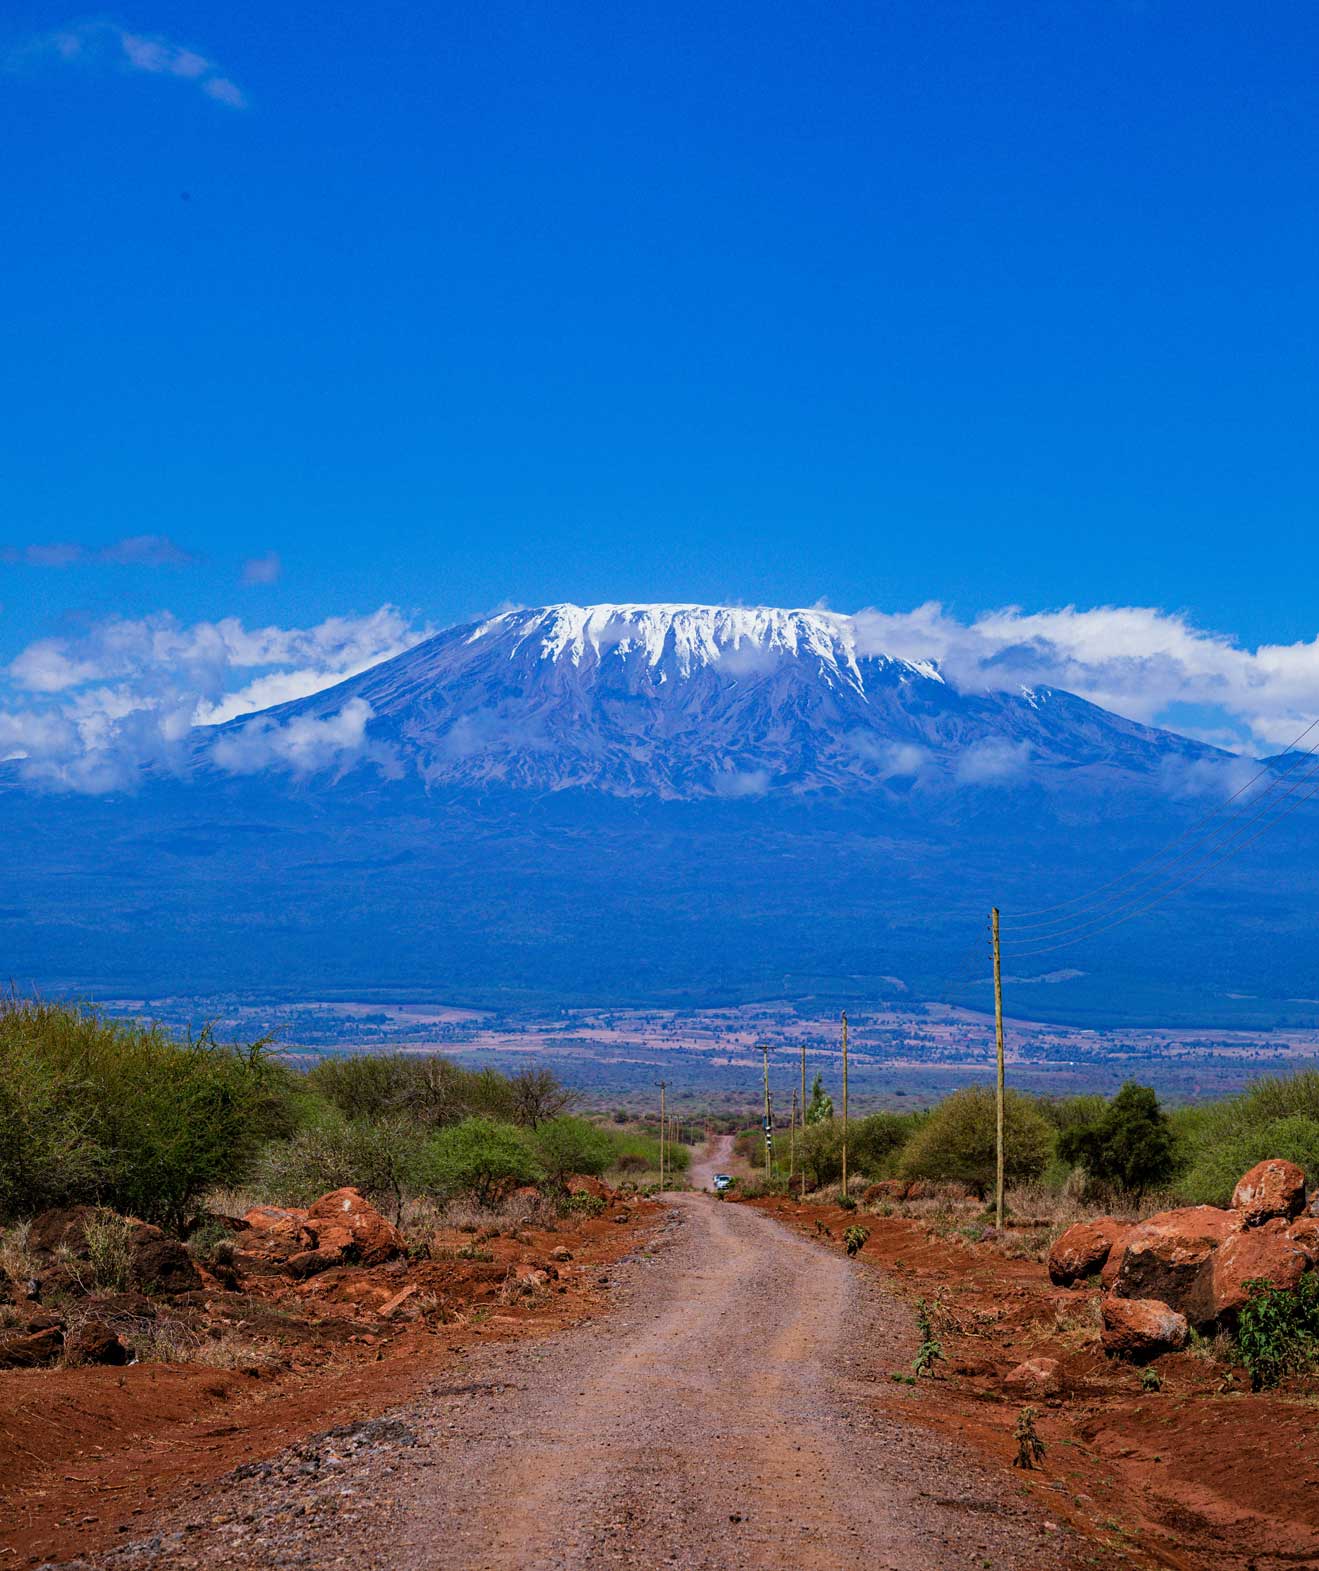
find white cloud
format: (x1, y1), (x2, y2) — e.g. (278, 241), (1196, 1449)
(955, 738), (1031, 785)
(17, 20), (247, 109)
(0, 605), (427, 793)
(211, 698), (375, 777)
(849, 602), (1319, 754)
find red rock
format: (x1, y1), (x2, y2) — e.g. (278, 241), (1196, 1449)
(1048, 1219), (1128, 1287)
(0, 1326), (64, 1368)
(65, 1320), (131, 1367)
(566, 1175), (611, 1200)
(1287, 1217), (1319, 1263)
(1108, 1206), (1237, 1317)
(242, 1204), (311, 1244)
(27, 1205), (99, 1256)
(304, 1189), (403, 1265)
(378, 1284), (418, 1319)
(284, 1246), (346, 1280)
(1208, 1218), (1311, 1319)
(1101, 1296), (1189, 1362)
(1003, 1356), (1063, 1397)
(1232, 1160), (1307, 1227)
(128, 1229), (201, 1296)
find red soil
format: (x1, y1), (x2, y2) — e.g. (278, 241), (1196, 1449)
(750, 1193), (1319, 1570)
(0, 1201), (659, 1568)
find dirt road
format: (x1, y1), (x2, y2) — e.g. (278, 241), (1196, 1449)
(89, 1197), (1118, 1571)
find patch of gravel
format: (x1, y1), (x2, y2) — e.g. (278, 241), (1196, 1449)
(57, 1205), (1122, 1571)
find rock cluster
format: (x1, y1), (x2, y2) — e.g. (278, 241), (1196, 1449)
(0, 1186), (405, 1370)
(1047, 1159), (1315, 1362)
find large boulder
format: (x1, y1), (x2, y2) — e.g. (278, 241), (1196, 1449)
(128, 1228), (202, 1296)
(1232, 1160), (1307, 1227)
(1108, 1205), (1236, 1317)
(1101, 1296), (1189, 1362)
(304, 1188), (403, 1265)
(65, 1320), (132, 1367)
(1287, 1217), (1319, 1264)
(1048, 1218), (1128, 1287)
(1208, 1218), (1311, 1320)
(0, 1326), (64, 1368)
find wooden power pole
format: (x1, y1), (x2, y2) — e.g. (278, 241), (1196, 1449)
(656, 1079), (668, 1193)
(800, 1039), (808, 1199)
(789, 1086), (798, 1184)
(840, 1010), (850, 1201)
(992, 908), (1005, 1229)
(759, 1044), (773, 1182)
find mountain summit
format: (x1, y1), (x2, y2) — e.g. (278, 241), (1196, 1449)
(199, 602), (1224, 799)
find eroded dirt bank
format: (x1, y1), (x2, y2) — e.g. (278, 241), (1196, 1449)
(58, 1195), (1128, 1571)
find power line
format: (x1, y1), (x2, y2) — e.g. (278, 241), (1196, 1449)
(1005, 746), (1319, 949)
(1007, 716), (1319, 923)
(1004, 764), (1319, 959)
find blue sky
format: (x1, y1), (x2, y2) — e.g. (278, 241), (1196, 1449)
(3, 1), (1319, 782)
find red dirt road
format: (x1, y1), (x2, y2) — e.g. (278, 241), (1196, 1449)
(83, 1195), (1126, 1570)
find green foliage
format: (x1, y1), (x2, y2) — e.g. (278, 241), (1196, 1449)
(423, 1118), (544, 1206)
(1140, 1366), (1162, 1392)
(805, 1073), (834, 1125)
(913, 1298), (944, 1377)
(1057, 1082), (1175, 1198)
(0, 1000), (292, 1230)
(1174, 1071), (1319, 1206)
(849, 1111), (924, 1178)
(1235, 1273), (1319, 1389)
(799, 1118), (842, 1186)
(307, 1053), (570, 1132)
(900, 1086), (1052, 1200)
(606, 1129), (689, 1176)
(534, 1116), (614, 1185)
(254, 1114), (430, 1220)
(843, 1223), (870, 1257)
(1012, 1407), (1045, 1469)
(563, 1190), (607, 1217)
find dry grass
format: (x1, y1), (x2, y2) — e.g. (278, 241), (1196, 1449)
(0, 1221), (37, 1286)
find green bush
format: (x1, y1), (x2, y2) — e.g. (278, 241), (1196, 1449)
(0, 1000), (291, 1231)
(900, 1086), (1053, 1199)
(1174, 1071), (1319, 1206)
(423, 1118), (544, 1206)
(254, 1114), (430, 1220)
(805, 1073), (834, 1124)
(306, 1053), (562, 1131)
(1057, 1082), (1176, 1198)
(1235, 1273), (1319, 1389)
(535, 1116), (614, 1185)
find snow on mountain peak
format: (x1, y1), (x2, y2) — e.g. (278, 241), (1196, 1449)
(466, 602), (929, 693)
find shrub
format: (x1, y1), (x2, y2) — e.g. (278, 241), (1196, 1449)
(509, 1069), (576, 1129)
(805, 1073), (834, 1124)
(0, 1000), (292, 1231)
(1057, 1082), (1176, 1198)
(1175, 1070), (1319, 1206)
(424, 1118), (544, 1206)
(901, 1086), (1052, 1200)
(82, 1210), (136, 1292)
(1235, 1273), (1319, 1389)
(254, 1114), (430, 1220)
(534, 1116), (614, 1185)
(850, 1111), (923, 1178)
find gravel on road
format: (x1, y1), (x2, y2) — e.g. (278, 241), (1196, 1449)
(71, 1194), (1123, 1571)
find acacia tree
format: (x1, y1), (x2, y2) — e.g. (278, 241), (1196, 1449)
(1058, 1081), (1175, 1198)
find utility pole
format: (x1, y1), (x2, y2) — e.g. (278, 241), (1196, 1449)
(789, 1086), (798, 1185)
(656, 1079), (668, 1193)
(800, 1038), (808, 1199)
(759, 1044), (773, 1183)
(992, 908), (1005, 1229)
(840, 1010), (850, 1202)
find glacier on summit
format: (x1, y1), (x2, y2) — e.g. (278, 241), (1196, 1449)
(194, 603), (1228, 800)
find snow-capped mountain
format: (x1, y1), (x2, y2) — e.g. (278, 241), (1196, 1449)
(196, 603), (1226, 798)
(11, 602), (1314, 1025)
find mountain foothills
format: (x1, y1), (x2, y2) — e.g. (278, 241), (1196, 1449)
(4, 603), (1317, 1024)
